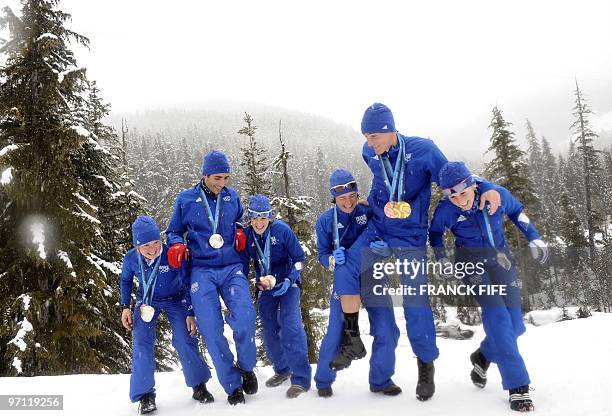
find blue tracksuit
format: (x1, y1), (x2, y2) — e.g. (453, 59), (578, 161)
(314, 204), (400, 390)
(245, 220), (311, 389)
(429, 180), (539, 390)
(167, 183), (256, 395)
(120, 244), (211, 402)
(332, 134), (476, 363)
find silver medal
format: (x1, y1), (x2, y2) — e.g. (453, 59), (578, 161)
(497, 252), (512, 271)
(209, 233), (224, 249)
(140, 304), (155, 323)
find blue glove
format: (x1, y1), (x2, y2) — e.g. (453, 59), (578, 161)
(370, 239), (392, 257)
(332, 247), (346, 265)
(273, 278), (291, 297)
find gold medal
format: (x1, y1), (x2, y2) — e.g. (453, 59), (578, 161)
(384, 201), (411, 219)
(395, 201), (411, 219)
(140, 304), (155, 322)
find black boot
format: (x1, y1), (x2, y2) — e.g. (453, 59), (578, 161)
(470, 348), (490, 388)
(138, 393), (156, 414)
(329, 329), (366, 371)
(370, 382), (403, 396)
(227, 387), (245, 405)
(240, 368), (258, 395)
(192, 382), (214, 403)
(416, 358), (435, 401)
(509, 385), (534, 412)
(318, 387), (333, 398)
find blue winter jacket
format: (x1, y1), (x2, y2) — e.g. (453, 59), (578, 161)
(120, 244), (194, 315)
(316, 204), (372, 269)
(428, 179), (541, 260)
(362, 134), (448, 242)
(246, 220), (306, 285)
(167, 183), (244, 268)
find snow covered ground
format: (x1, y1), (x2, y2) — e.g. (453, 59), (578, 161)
(1, 310), (610, 416)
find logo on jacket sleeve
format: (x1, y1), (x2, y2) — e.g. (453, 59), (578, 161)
(223, 195), (231, 202)
(457, 215), (467, 222)
(191, 282), (199, 293)
(271, 236), (278, 245)
(355, 214), (368, 225)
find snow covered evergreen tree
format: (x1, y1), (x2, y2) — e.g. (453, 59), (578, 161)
(270, 122), (325, 363)
(571, 80), (602, 258)
(483, 106), (539, 310)
(238, 112), (271, 198)
(0, 0), (141, 375)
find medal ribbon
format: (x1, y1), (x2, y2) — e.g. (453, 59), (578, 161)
(379, 135), (405, 202)
(333, 205), (356, 250)
(200, 188), (222, 235)
(253, 228), (271, 276)
(481, 205), (497, 248)
(138, 253), (162, 305)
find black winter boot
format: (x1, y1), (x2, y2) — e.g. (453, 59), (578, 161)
(509, 385), (534, 412)
(416, 358), (435, 401)
(470, 348), (490, 388)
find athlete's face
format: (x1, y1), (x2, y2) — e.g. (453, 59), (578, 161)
(335, 192), (358, 214)
(364, 132), (397, 155)
(203, 174), (230, 194)
(449, 184), (477, 211)
(137, 240), (162, 260)
(251, 217), (271, 235)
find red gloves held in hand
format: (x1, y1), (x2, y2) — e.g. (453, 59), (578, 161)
(168, 243), (187, 269)
(235, 227), (247, 252)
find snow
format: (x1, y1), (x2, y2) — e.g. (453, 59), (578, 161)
(35, 33), (59, 42)
(8, 317), (33, 352)
(12, 357), (22, 374)
(0, 311), (610, 415)
(71, 125), (91, 138)
(30, 222), (47, 260)
(1, 167), (12, 185)
(58, 250), (77, 278)
(74, 204), (101, 225)
(73, 192), (98, 211)
(58, 68), (82, 84)
(17, 294), (31, 311)
(93, 174), (113, 189)
(0, 143), (18, 156)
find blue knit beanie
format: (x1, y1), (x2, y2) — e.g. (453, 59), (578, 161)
(329, 168), (358, 198)
(361, 103), (396, 134)
(132, 216), (161, 246)
(202, 150), (231, 176)
(439, 162), (475, 192)
(248, 194), (273, 219)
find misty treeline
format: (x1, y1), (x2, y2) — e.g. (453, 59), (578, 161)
(1, 0), (611, 377)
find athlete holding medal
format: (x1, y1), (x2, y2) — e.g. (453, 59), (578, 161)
(244, 194), (312, 399)
(331, 103), (503, 401)
(120, 216), (213, 414)
(166, 150), (258, 405)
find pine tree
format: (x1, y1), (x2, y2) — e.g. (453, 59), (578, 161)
(0, 0), (139, 375)
(238, 112), (270, 198)
(571, 80), (602, 258)
(270, 121), (324, 363)
(483, 106), (538, 311)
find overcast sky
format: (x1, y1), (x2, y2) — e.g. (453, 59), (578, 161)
(4, 0), (612, 155)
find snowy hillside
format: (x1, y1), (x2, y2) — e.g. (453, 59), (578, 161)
(1, 311), (610, 416)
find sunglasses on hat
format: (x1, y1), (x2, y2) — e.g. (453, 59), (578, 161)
(248, 209), (272, 219)
(442, 177), (473, 196)
(330, 181), (357, 193)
